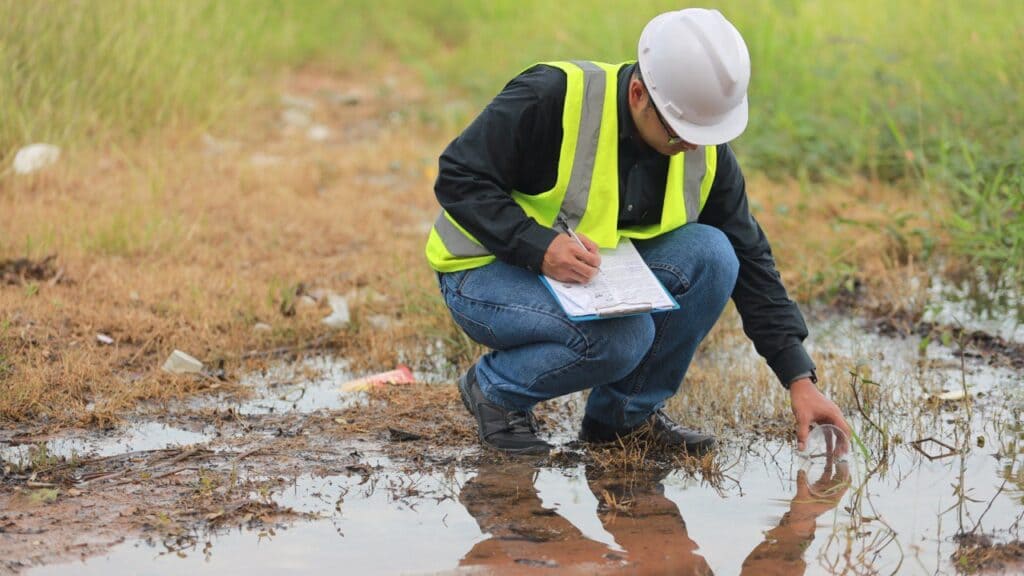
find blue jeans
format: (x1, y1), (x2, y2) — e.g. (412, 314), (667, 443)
(438, 223), (739, 429)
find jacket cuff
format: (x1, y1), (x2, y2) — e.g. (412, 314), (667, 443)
(515, 223), (559, 273)
(769, 344), (816, 389)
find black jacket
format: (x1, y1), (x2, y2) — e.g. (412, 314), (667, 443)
(434, 63), (814, 386)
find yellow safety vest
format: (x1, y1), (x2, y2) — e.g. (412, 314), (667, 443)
(425, 61), (718, 273)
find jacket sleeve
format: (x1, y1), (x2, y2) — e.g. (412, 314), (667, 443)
(433, 66), (561, 272)
(699, 144), (816, 387)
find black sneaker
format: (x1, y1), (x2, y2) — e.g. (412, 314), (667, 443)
(458, 364), (551, 456)
(579, 410), (716, 456)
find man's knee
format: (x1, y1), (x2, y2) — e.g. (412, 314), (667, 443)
(694, 224), (739, 291)
(647, 224), (738, 297)
(574, 315), (655, 383)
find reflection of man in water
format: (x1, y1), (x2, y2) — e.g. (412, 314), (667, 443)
(458, 461), (849, 574)
(740, 462), (850, 575)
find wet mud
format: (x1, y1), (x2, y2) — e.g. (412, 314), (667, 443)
(2, 312), (1023, 575)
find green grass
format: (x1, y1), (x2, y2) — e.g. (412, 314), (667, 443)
(2, 0), (1022, 283)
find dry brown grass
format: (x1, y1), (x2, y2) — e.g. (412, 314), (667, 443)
(0, 66), (944, 430)
(0, 67), (456, 427)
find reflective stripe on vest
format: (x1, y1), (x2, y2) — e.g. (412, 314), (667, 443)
(425, 61), (716, 272)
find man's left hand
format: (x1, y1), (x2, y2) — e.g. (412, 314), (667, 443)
(789, 377), (851, 453)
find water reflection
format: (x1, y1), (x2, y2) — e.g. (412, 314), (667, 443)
(458, 460), (848, 575)
(741, 462), (849, 575)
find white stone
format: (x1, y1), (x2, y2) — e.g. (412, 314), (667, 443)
(96, 333), (114, 345)
(321, 294), (350, 329)
(161, 350), (204, 374)
(13, 144), (60, 174)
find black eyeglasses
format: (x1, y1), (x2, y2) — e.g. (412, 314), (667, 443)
(650, 100), (683, 146)
(636, 63), (683, 146)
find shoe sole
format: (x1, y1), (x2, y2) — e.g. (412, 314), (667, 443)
(681, 439), (716, 457)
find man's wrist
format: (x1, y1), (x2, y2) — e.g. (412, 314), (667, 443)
(789, 371), (818, 394)
(789, 370), (817, 385)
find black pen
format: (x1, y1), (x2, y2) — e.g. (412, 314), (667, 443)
(558, 216), (599, 270)
(557, 216), (587, 251)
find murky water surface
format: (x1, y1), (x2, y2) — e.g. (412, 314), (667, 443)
(16, 314), (1024, 575)
(0, 422), (213, 464)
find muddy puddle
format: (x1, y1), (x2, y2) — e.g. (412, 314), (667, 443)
(4, 313), (1023, 575)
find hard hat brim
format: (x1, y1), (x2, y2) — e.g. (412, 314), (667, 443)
(665, 97), (749, 146)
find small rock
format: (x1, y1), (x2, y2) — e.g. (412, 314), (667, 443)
(306, 124), (331, 142)
(321, 294), (350, 329)
(161, 350), (204, 374)
(13, 144), (60, 175)
(253, 322), (272, 333)
(96, 333), (114, 345)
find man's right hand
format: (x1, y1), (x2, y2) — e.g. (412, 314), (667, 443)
(541, 233), (601, 284)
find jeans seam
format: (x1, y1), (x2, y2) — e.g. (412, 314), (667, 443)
(454, 291), (582, 335)
(526, 353), (587, 392)
(447, 289), (594, 393)
(648, 262), (691, 294)
(619, 311), (673, 426)
(448, 305), (497, 344)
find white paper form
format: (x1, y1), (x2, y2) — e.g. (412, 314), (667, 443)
(542, 238), (677, 319)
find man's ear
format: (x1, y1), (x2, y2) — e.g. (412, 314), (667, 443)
(628, 77), (647, 109)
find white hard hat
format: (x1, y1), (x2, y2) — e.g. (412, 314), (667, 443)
(638, 8), (750, 145)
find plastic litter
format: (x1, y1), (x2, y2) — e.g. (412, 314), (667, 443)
(162, 350), (204, 374)
(340, 365), (415, 393)
(13, 144), (61, 174)
(96, 333), (114, 345)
